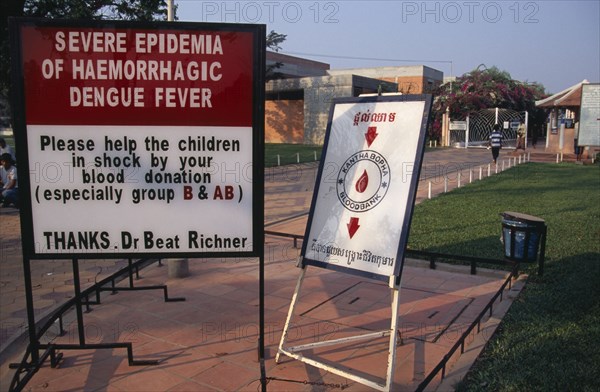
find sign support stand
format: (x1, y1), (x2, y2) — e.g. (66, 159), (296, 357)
(11, 258), (185, 376)
(72, 259), (86, 346)
(386, 287), (402, 388)
(276, 266), (402, 391)
(276, 95), (432, 391)
(275, 265), (307, 365)
(259, 254), (267, 392)
(23, 257), (40, 365)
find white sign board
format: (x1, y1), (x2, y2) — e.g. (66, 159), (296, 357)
(301, 95), (432, 282)
(27, 126), (253, 255)
(449, 121), (467, 131)
(579, 84), (600, 146)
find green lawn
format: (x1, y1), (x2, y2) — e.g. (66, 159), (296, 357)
(265, 143), (323, 167)
(407, 163), (600, 391)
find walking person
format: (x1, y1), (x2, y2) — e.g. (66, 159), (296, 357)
(516, 123), (526, 150)
(488, 124), (503, 164)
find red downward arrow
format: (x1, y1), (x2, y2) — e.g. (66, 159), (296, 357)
(365, 126), (378, 147)
(347, 217), (360, 239)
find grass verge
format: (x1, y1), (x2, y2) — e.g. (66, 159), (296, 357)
(265, 143), (322, 167)
(408, 162), (600, 391)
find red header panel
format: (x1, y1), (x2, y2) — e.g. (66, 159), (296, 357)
(21, 26), (253, 126)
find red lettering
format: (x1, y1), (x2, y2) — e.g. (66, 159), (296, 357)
(183, 186), (193, 200)
(224, 186), (234, 200)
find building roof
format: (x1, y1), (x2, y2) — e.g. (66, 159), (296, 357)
(327, 65), (443, 80)
(536, 80), (589, 108)
(266, 74), (397, 93)
(267, 51), (329, 78)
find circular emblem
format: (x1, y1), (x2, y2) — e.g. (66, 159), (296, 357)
(336, 150), (391, 212)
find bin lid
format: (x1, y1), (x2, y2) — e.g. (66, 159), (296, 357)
(500, 211), (546, 226)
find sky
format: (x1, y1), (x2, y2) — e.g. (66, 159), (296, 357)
(175, 0), (600, 94)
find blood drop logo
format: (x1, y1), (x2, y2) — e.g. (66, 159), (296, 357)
(336, 150), (390, 213)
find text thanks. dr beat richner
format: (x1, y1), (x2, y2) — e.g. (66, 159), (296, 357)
(42, 231), (248, 252)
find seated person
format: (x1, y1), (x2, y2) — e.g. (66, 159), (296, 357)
(0, 153), (18, 208)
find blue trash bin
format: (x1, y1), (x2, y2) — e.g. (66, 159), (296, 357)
(501, 212), (546, 262)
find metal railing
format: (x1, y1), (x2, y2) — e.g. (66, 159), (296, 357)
(266, 231), (521, 391)
(406, 249), (518, 275)
(9, 258), (184, 392)
(9, 233), (522, 392)
(265, 230), (304, 248)
(415, 262), (519, 391)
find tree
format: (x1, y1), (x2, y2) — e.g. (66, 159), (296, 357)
(265, 30), (287, 81)
(266, 30), (286, 52)
(21, 0), (169, 20)
(430, 66), (548, 140)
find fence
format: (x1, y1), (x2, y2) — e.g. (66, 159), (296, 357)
(265, 149), (321, 167)
(422, 152), (531, 200)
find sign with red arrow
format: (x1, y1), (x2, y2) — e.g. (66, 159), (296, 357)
(365, 126), (379, 147)
(347, 217), (361, 239)
(301, 95), (432, 282)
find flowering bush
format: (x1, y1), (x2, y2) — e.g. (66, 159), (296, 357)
(430, 66), (548, 141)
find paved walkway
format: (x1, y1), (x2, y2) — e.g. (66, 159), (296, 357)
(0, 148), (529, 391)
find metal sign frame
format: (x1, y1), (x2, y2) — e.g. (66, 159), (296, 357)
(300, 94), (432, 285)
(277, 94), (432, 391)
(10, 18), (265, 260)
(276, 265), (403, 391)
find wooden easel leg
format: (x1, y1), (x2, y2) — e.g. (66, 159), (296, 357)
(276, 266), (307, 363)
(384, 288), (401, 391)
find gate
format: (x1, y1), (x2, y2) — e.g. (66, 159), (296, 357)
(450, 108), (528, 149)
(466, 108), (527, 149)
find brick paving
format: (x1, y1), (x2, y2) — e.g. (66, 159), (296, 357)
(0, 148), (534, 391)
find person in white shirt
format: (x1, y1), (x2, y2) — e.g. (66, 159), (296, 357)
(0, 153), (18, 208)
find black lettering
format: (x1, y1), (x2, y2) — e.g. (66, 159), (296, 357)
(189, 231), (199, 248)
